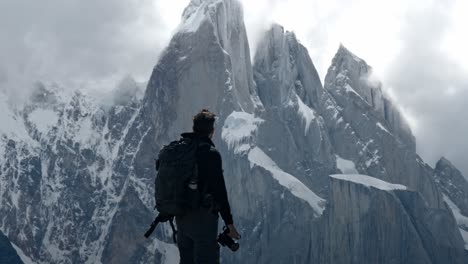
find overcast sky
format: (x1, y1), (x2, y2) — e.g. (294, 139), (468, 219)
(0, 0), (467, 176)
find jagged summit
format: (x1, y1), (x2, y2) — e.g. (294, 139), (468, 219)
(325, 45), (416, 150)
(254, 23), (323, 109)
(182, 0), (221, 17)
(178, 0), (246, 39)
(179, 0), (218, 33)
(327, 44), (374, 94)
(254, 23), (302, 64)
(145, 0), (259, 128)
(336, 43), (365, 63)
(436, 156), (456, 169)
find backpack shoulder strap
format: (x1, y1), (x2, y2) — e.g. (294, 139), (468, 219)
(168, 217), (177, 243)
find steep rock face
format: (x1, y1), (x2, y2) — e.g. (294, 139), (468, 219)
(254, 24), (324, 109)
(0, 230), (23, 264)
(142, 0), (260, 140)
(434, 157), (468, 249)
(435, 158), (468, 215)
(320, 46), (443, 210)
(319, 174), (466, 264)
(181, 0), (260, 113)
(253, 24), (336, 196)
(324, 45), (414, 149)
(250, 23), (465, 263)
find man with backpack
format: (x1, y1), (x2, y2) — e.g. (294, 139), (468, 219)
(151, 109), (240, 264)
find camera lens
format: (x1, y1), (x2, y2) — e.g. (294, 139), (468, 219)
(230, 243), (240, 252)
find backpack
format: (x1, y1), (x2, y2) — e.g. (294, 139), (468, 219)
(145, 136), (206, 241)
(155, 137), (201, 216)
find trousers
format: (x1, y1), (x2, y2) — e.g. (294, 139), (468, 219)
(175, 208), (220, 264)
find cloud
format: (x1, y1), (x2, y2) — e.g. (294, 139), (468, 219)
(0, 0), (170, 98)
(385, 0), (468, 177)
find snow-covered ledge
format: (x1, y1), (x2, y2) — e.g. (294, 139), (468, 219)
(330, 174), (407, 191)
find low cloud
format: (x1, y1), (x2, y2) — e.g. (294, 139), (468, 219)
(0, 0), (168, 99)
(385, 1), (468, 176)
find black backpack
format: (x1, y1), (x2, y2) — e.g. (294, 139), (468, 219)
(155, 137), (202, 215)
(144, 136), (205, 241)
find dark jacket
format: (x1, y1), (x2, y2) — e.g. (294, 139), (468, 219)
(181, 132), (234, 225)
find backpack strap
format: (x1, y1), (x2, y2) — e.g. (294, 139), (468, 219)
(168, 217), (177, 243)
(144, 213), (178, 243)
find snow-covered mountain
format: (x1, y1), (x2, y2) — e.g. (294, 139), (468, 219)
(1, 0), (468, 263)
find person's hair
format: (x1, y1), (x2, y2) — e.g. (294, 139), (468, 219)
(193, 109), (216, 136)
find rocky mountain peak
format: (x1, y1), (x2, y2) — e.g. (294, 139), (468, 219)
(254, 23), (323, 109)
(325, 45), (416, 150)
(142, 0), (259, 142)
(326, 44), (374, 102)
(436, 156), (456, 170)
(336, 43), (365, 63)
(254, 23), (300, 69)
(179, 0), (245, 41)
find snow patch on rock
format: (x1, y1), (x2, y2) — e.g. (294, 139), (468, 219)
(443, 195), (468, 249)
(376, 122), (392, 135)
(147, 238), (179, 264)
(248, 146), (325, 215)
(222, 111), (264, 154)
(459, 229), (468, 250)
(443, 195), (468, 228)
(28, 108), (59, 134)
(335, 155), (358, 174)
(0, 95), (31, 140)
(11, 242), (35, 264)
(295, 94), (316, 135)
(331, 174), (407, 191)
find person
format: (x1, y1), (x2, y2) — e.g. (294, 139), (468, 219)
(176, 109), (241, 264)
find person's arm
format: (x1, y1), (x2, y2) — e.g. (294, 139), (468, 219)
(208, 150), (233, 225)
(208, 151), (241, 239)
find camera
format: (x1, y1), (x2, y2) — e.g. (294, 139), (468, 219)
(217, 226), (240, 252)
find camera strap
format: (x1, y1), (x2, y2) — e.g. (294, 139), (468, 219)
(144, 214), (177, 244)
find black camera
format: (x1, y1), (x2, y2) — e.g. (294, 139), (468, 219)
(217, 226), (240, 252)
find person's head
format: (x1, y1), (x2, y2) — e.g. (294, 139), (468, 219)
(192, 109), (216, 138)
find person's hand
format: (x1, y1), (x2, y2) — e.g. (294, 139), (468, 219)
(226, 224), (241, 239)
